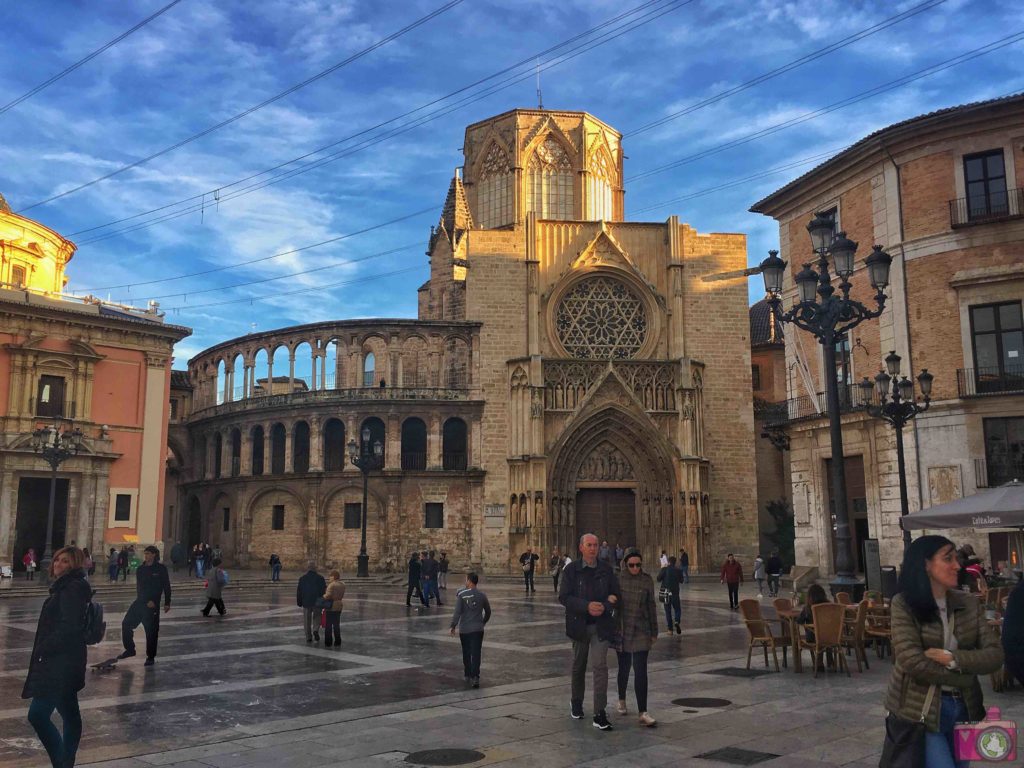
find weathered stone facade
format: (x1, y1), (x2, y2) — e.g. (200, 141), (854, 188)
(175, 109), (758, 573)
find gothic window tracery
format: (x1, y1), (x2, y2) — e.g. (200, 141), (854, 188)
(555, 276), (647, 359)
(588, 149), (614, 221)
(477, 143), (512, 229)
(526, 137), (575, 220)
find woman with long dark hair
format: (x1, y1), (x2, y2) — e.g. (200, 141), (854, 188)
(614, 550), (658, 727)
(23, 546), (91, 767)
(882, 535), (1003, 768)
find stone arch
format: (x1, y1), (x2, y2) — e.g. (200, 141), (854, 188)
(442, 417), (467, 470)
(251, 424), (265, 475)
(246, 486), (309, 565)
(360, 335), (388, 387)
(292, 420), (310, 473)
(322, 418), (346, 472)
(400, 417), (427, 470)
(547, 404), (677, 565)
(269, 422), (286, 475)
(322, 483), (389, 571)
(229, 427), (242, 477)
(442, 336), (470, 388)
(524, 132), (578, 221)
(401, 335), (428, 387)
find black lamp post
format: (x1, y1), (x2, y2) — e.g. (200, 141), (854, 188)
(858, 351), (933, 552)
(30, 417), (84, 582)
(760, 214), (893, 595)
(347, 427), (383, 578)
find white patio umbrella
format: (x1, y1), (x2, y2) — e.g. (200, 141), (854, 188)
(903, 480), (1024, 530)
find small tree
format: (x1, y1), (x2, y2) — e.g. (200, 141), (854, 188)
(764, 498), (795, 567)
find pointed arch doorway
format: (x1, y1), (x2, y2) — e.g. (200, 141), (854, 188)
(575, 487), (635, 550)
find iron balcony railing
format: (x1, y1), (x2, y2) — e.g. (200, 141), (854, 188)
(401, 452), (427, 471)
(197, 385), (471, 419)
(757, 385), (876, 427)
(442, 452), (468, 471)
(957, 366), (1024, 397)
(949, 188), (1024, 228)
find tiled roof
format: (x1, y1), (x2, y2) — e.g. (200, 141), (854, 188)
(170, 370), (192, 389)
(750, 92), (1024, 213)
(750, 298), (783, 347)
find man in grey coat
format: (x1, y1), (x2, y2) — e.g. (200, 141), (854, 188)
(450, 572), (491, 688)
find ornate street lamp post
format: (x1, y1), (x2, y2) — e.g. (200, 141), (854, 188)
(347, 427), (383, 578)
(858, 351), (933, 552)
(30, 417), (84, 582)
(760, 214), (893, 595)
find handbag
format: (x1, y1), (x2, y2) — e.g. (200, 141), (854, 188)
(315, 597), (333, 610)
(522, 561), (532, 573)
(658, 587), (672, 604)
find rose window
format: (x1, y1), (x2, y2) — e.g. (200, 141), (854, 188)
(555, 276), (647, 359)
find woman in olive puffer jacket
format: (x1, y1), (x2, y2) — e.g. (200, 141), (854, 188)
(883, 535), (1003, 767)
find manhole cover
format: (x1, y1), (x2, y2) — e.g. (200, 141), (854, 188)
(696, 747), (781, 765)
(702, 667), (773, 678)
(405, 749), (485, 766)
(672, 697), (732, 708)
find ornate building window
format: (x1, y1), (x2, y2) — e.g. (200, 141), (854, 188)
(587, 150), (614, 221)
(555, 275), (648, 359)
(527, 137), (574, 220)
(477, 143), (512, 229)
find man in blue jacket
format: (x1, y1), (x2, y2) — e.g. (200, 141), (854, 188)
(558, 533), (620, 731)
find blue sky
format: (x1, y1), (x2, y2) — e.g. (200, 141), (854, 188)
(2, 0), (1021, 368)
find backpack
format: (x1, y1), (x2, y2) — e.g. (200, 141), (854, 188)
(220, 569), (229, 585)
(83, 590), (106, 645)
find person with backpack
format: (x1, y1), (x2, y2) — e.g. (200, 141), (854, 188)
(23, 546), (91, 768)
(118, 546), (171, 666)
(201, 558), (228, 617)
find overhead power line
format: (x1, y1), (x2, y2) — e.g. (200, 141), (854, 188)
(66, 0), (939, 245)
(163, 265), (424, 312)
(79, 206), (436, 292)
(624, 0), (945, 137)
(0, 0), (186, 116)
(17, 0), (467, 212)
(628, 30), (1024, 183)
(69, 0), (690, 245)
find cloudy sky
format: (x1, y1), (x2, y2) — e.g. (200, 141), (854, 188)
(2, 0), (1021, 367)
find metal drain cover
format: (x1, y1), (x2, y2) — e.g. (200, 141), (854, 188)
(702, 667), (773, 678)
(405, 749), (485, 766)
(672, 697), (732, 708)
(696, 747), (781, 765)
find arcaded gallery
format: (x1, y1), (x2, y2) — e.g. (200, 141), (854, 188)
(171, 108), (759, 573)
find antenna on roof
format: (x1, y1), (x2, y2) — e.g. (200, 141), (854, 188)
(536, 58), (543, 110)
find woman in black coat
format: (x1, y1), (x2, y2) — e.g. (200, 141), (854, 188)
(23, 546), (90, 768)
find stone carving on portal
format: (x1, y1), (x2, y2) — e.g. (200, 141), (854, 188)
(578, 441), (635, 482)
(543, 359), (676, 412)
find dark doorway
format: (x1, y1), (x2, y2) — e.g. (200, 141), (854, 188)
(323, 419), (346, 471)
(14, 478), (69, 570)
(187, 497), (201, 548)
(401, 418), (427, 470)
(575, 488), (635, 548)
(825, 456), (867, 574)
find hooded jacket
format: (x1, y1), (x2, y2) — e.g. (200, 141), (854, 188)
(23, 568), (90, 700)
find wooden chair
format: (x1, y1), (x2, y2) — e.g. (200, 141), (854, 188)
(771, 598), (793, 668)
(864, 590), (884, 605)
(841, 600), (870, 672)
(798, 603), (851, 678)
(835, 591), (852, 605)
(865, 606), (892, 658)
(740, 598), (781, 672)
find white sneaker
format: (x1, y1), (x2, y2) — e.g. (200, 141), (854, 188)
(757, 593), (763, 599)
(616, 700), (627, 715)
(638, 711), (657, 727)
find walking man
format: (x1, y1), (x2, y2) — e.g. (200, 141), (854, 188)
(406, 552), (426, 606)
(297, 563), (326, 642)
(438, 551), (449, 590)
(559, 533), (621, 731)
(678, 548), (690, 584)
(766, 550), (783, 598)
(421, 551), (442, 606)
(450, 572), (491, 689)
(201, 557), (228, 616)
(119, 546), (171, 667)
(720, 553), (744, 610)
(657, 555), (682, 634)
(519, 547), (539, 594)
(549, 548), (563, 593)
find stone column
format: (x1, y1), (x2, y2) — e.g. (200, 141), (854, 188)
(266, 357), (274, 396)
(0, 470), (16, 561)
(310, 347), (317, 391)
(288, 350), (296, 391)
(427, 413), (442, 470)
(320, 354), (327, 390)
(284, 423), (293, 473)
(309, 417), (323, 471)
(262, 427), (271, 475)
(385, 414), (400, 470)
(206, 434), (216, 480)
(241, 429), (253, 475)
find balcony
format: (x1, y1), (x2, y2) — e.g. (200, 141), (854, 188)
(949, 188), (1024, 228)
(957, 366), (1024, 397)
(195, 385), (471, 419)
(757, 385), (876, 427)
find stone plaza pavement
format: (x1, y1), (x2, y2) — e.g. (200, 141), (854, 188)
(0, 576), (1020, 768)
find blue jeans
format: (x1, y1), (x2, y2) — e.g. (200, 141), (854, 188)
(28, 694), (82, 768)
(924, 694), (968, 768)
(422, 578), (440, 604)
(679, 565), (689, 583)
(196, 561), (205, 579)
(271, 564), (281, 581)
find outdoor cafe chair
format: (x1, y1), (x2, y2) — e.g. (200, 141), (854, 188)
(740, 598), (781, 672)
(835, 591), (852, 605)
(865, 605), (892, 659)
(798, 603), (851, 678)
(841, 600), (870, 672)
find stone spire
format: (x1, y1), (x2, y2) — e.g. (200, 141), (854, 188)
(0, 191), (11, 214)
(438, 168), (473, 240)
